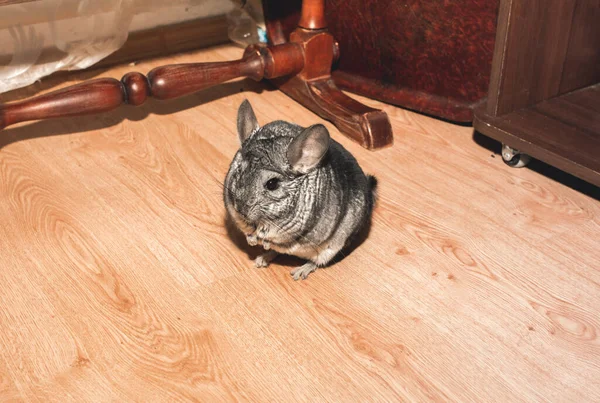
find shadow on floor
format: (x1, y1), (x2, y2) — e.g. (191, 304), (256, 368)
(473, 131), (600, 201)
(0, 78), (274, 150)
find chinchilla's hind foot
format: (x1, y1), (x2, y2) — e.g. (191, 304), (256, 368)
(255, 250), (278, 268)
(291, 262), (317, 281)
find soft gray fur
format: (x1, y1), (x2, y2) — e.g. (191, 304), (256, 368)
(224, 100), (377, 280)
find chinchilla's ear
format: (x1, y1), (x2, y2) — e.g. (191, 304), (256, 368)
(287, 124), (330, 174)
(237, 99), (260, 144)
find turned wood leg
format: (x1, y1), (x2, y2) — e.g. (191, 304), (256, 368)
(267, 0), (393, 149)
(274, 76), (393, 149)
(0, 44), (303, 131)
(298, 0), (327, 29)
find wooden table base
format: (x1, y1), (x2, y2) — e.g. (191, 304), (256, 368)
(0, 0), (393, 150)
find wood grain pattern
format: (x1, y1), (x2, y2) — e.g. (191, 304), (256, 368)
(489, 0), (577, 116)
(1, 45), (600, 402)
(559, 0), (600, 94)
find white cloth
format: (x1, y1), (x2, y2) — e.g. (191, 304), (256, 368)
(0, 0), (233, 94)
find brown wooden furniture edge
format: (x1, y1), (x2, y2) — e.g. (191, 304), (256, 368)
(474, 86), (600, 187)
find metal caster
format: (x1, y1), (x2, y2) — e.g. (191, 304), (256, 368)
(501, 144), (531, 168)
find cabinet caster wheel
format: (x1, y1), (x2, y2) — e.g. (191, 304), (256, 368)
(501, 144), (531, 168)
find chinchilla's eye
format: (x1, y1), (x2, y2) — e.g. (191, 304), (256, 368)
(265, 178), (280, 191)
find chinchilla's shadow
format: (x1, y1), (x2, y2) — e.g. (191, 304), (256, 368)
(0, 79), (274, 150)
(224, 212), (257, 257)
(329, 214), (374, 266)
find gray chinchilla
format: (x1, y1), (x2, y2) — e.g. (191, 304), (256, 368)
(224, 100), (377, 280)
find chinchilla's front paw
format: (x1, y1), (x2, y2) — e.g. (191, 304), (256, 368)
(257, 225), (268, 239)
(246, 233), (258, 246)
(254, 224), (271, 249)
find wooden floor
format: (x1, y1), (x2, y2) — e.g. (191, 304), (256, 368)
(1, 45), (599, 402)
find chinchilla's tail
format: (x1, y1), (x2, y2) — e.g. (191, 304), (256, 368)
(367, 175), (378, 206)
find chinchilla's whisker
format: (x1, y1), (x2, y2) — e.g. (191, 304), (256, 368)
(216, 178), (235, 196)
(213, 178), (226, 190)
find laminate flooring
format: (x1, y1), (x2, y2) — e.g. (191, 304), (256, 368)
(1, 45), (599, 402)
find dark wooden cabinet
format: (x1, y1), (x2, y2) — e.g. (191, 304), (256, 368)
(474, 0), (600, 187)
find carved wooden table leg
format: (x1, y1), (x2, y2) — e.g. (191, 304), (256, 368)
(0, 0), (392, 150)
(275, 76), (393, 149)
(266, 0), (393, 149)
(0, 45), (302, 131)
